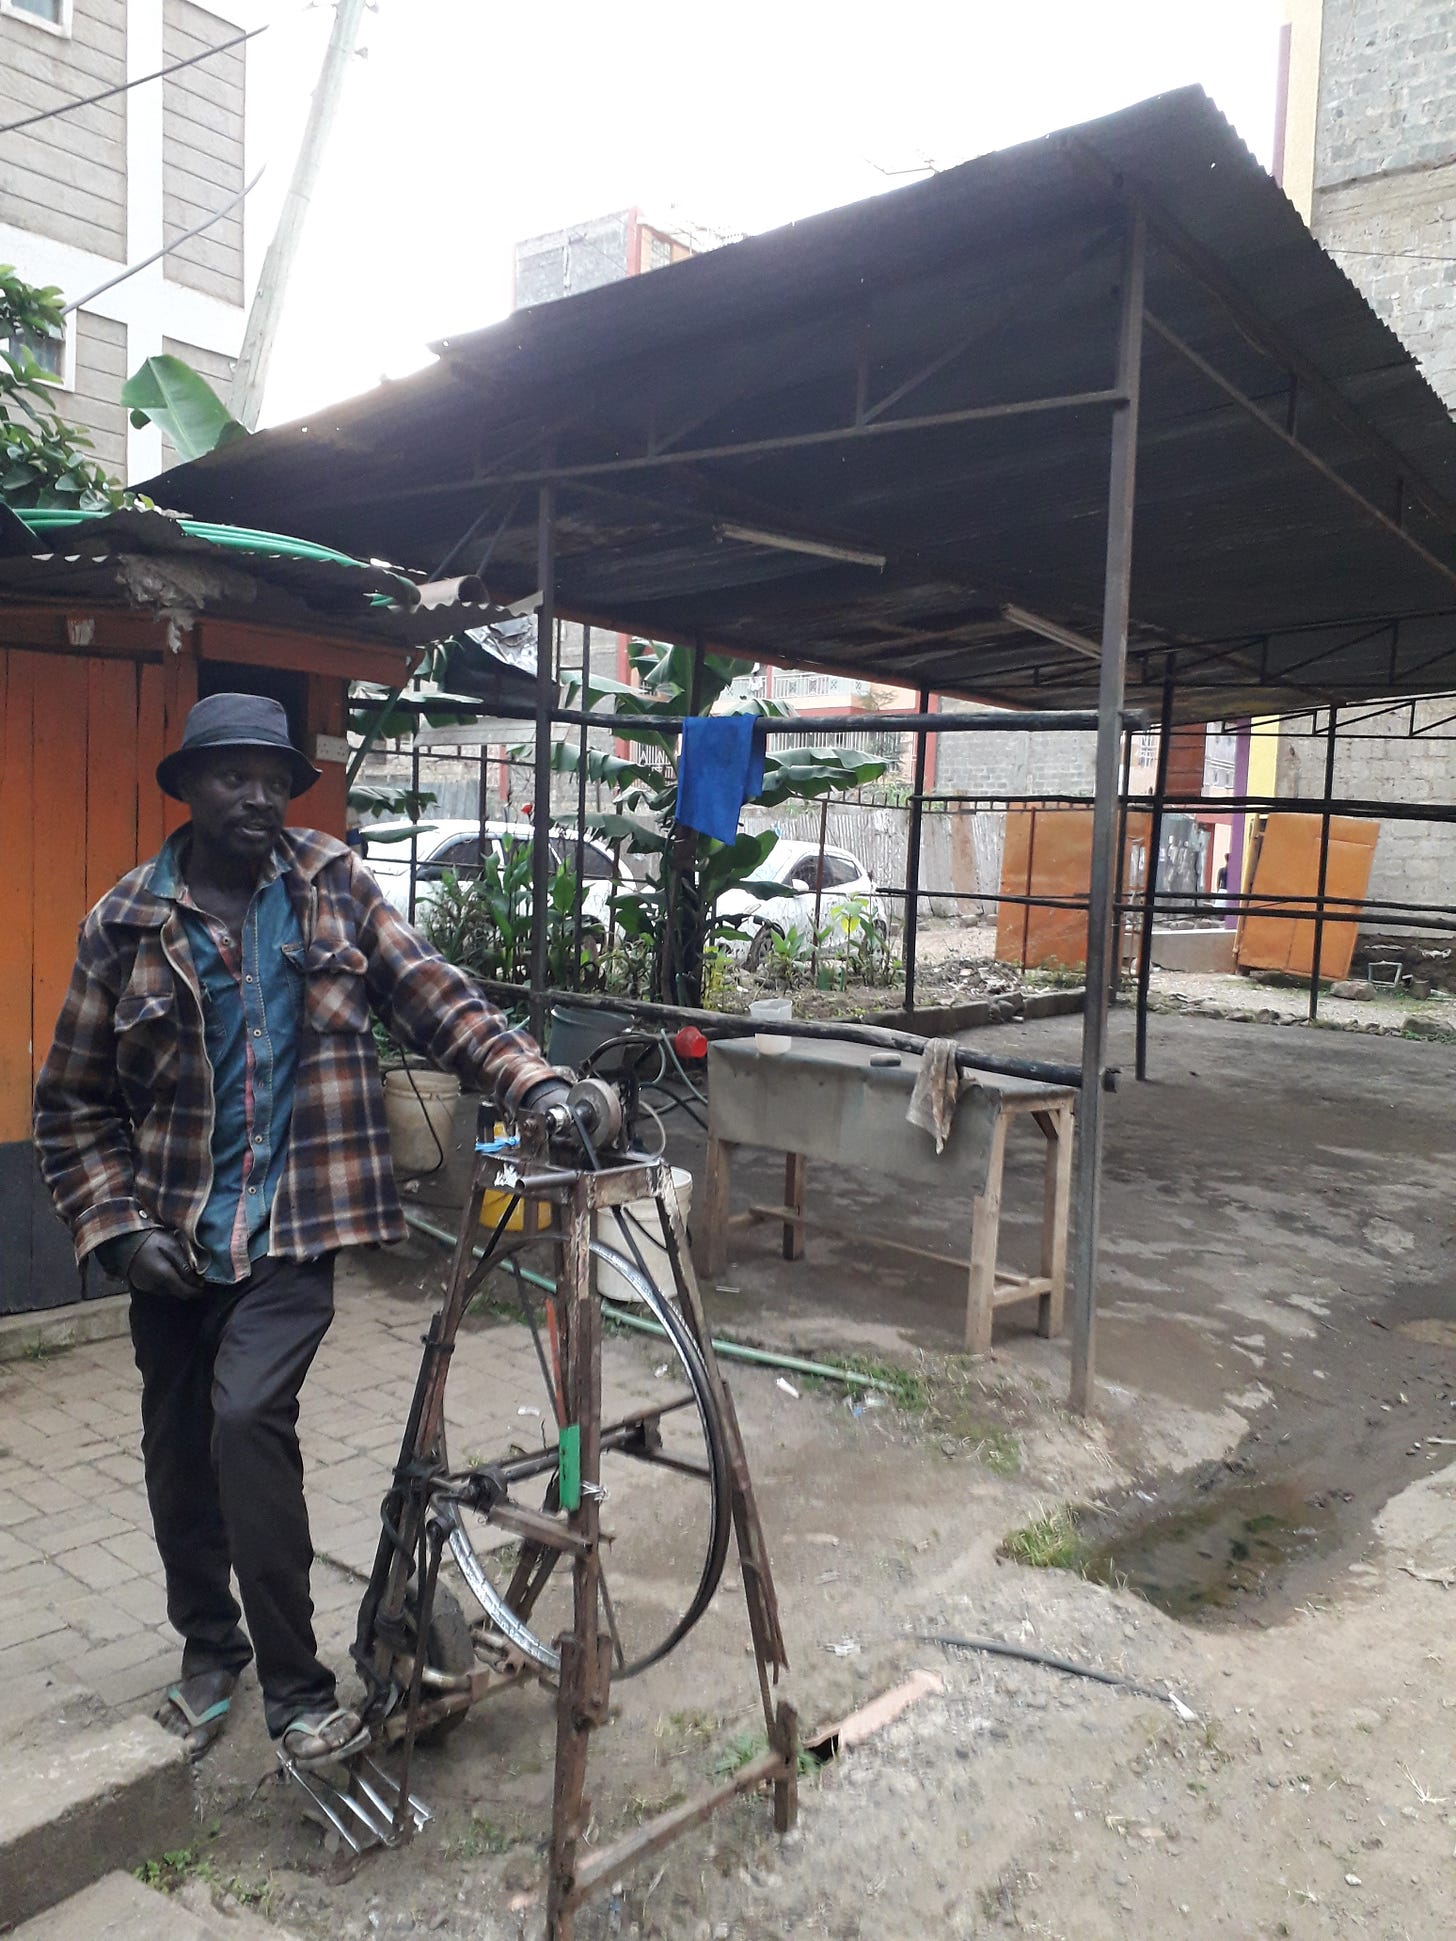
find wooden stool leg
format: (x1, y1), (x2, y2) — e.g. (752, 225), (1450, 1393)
(696, 1135), (732, 1277)
(771, 1699), (800, 1833)
(698, 1133), (733, 1281)
(782, 1152), (806, 1261)
(965, 1114), (1007, 1355)
(1035, 1105), (1073, 1338)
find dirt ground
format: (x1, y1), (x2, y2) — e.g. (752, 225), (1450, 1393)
(131, 1010), (1455, 1940)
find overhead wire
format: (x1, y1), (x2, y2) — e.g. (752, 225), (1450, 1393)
(0, 21), (269, 138)
(63, 169), (266, 315)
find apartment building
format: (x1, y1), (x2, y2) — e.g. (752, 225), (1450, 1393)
(0, 0), (251, 482)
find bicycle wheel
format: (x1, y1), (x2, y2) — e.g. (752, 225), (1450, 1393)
(438, 1234), (732, 1679)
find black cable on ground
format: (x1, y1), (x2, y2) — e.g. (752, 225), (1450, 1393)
(917, 1633), (1196, 1717)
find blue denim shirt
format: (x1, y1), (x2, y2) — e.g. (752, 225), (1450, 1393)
(149, 834), (304, 1282)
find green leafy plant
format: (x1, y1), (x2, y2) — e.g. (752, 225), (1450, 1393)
(524, 639), (887, 1002)
(712, 1727), (818, 1779)
(1000, 1505), (1087, 1572)
(121, 354), (249, 462)
(348, 782), (438, 824)
(419, 842), (586, 991)
(1, 267), (126, 510)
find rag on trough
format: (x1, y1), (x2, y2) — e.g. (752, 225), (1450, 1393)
(906, 1038), (963, 1153)
(676, 715), (766, 844)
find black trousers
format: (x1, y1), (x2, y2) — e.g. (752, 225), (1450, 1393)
(129, 1252), (337, 1736)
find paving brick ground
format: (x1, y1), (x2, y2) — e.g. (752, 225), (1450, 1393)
(0, 1240), (660, 1731)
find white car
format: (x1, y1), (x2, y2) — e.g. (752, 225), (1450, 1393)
(358, 819), (620, 919)
(715, 837), (888, 968)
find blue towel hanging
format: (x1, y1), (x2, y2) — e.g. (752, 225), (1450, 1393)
(677, 715), (766, 844)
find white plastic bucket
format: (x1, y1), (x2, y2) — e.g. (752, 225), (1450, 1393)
(748, 997), (792, 1054)
(384, 1066), (461, 1176)
(594, 1168), (694, 1304)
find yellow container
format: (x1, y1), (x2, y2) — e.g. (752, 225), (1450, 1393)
(479, 1127), (550, 1235)
(480, 1184), (550, 1235)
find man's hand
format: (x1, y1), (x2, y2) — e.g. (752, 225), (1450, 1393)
(126, 1232), (205, 1300)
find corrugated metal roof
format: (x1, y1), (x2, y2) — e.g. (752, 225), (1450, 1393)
(141, 88), (1456, 723)
(0, 504), (513, 649)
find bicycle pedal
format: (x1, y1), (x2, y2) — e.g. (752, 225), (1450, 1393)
(281, 1750), (431, 1854)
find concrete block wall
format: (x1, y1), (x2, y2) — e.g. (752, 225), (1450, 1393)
(1312, 0), (1456, 408)
(931, 706), (1096, 802)
(1275, 700), (1456, 927)
(1293, 3), (1456, 933)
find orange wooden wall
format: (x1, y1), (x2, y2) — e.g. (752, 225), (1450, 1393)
(996, 806), (1151, 971)
(1237, 813), (1379, 980)
(0, 647), (350, 1145)
(1, 649), (195, 1141)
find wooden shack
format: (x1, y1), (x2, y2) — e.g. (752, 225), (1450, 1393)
(0, 505), (489, 1315)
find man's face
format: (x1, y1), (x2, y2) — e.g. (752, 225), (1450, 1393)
(179, 747), (293, 864)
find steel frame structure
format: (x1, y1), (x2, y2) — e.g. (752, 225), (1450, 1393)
(426, 168), (1456, 1418)
(318, 136), (1456, 1421)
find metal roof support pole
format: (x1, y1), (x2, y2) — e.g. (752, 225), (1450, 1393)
(529, 481), (557, 1043)
(1134, 658), (1177, 1081)
(1109, 726), (1134, 1005)
(1070, 211), (1145, 1418)
(663, 639), (708, 1008)
(1307, 706), (1339, 1022)
(572, 624), (592, 980)
(902, 687), (932, 1012)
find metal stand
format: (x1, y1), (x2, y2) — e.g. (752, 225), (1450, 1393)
(324, 1131), (793, 1937)
(283, 1752), (432, 1855)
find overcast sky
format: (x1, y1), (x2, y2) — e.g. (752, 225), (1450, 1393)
(249, 0), (1284, 427)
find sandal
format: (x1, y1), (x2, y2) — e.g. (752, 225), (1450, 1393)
(156, 1670), (238, 1762)
(278, 1705), (371, 1771)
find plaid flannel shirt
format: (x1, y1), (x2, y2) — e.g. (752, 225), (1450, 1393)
(34, 826), (556, 1268)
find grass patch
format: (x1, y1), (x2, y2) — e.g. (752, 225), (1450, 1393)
(806, 1353), (929, 1412)
(21, 1336), (68, 1364)
(711, 1727), (818, 1780)
(968, 1428), (1022, 1477)
(656, 1707), (717, 1753)
(1000, 1504), (1087, 1572)
(135, 1847), (200, 1893)
(443, 1815), (516, 1859)
(134, 1843), (271, 1912)
(626, 1785), (688, 1823)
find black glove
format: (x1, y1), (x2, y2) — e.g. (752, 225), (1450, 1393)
(118, 1231), (205, 1300)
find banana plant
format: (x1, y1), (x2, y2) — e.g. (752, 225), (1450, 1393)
(519, 639), (887, 1002)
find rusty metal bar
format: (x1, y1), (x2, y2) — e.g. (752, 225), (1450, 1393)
(470, 386), (1127, 488)
(1144, 311), (1456, 602)
(1065, 134), (1456, 540)
(1307, 705), (1339, 1022)
(1109, 726), (1134, 1000)
(572, 623), (590, 969)
(1134, 659), (1176, 1081)
(902, 685), (931, 1012)
(1070, 208), (1145, 1417)
(491, 703), (1124, 736)
(529, 480), (556, 1042)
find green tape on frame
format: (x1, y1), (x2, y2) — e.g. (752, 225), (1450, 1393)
(557, 1423), (581, 1512)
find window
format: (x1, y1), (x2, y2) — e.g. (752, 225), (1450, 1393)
(550, 836), (614, 880)
(819, 854), (862, 891)
(434, 836), (482, 875)
(0, 319), (65, 385)
(1, 1), (70, 32)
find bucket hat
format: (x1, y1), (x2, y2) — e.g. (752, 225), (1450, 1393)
(156, 693), (322, 801)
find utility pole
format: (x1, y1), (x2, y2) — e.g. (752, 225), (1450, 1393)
(229, 0), (369, 429)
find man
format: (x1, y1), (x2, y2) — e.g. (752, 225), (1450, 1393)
(34, 694), (567, 1767)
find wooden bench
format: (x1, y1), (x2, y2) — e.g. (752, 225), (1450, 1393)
(695, 1038), (1075, 1355)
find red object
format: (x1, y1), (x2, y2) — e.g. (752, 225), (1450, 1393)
(673, 1025), (709, 1063)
